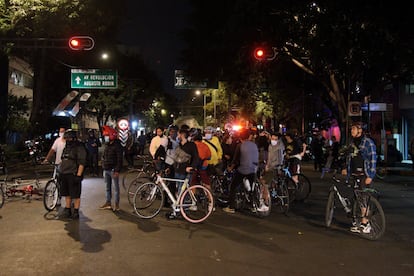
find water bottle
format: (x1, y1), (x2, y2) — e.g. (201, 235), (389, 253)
(243, 178), (251, 192)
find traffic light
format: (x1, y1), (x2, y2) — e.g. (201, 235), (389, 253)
(253, 46), (276, 61)
(68, 36), (95, 51)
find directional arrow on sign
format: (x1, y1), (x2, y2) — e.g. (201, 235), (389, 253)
(75, 76), (81, 84)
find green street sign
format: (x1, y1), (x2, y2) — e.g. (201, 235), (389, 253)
(71, 69), (118, 89)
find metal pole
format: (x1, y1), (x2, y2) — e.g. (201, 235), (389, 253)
(203, 94), (206, 128)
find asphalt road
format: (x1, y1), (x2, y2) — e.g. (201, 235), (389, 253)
(1, 162), (413, 275)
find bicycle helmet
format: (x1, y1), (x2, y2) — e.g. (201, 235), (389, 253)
(189, 128), (203, 141)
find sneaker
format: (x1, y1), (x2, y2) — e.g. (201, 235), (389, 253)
(223, 206), (235, 214)
(360, 223), (372, 234)
(113, 203), (120, 211)
(99, 202), (112, 210)
(72, 210), (79, 220)
(56, 208), (71, 220)
(350, 221), (360, 233)
(257, 204), (269, 212)
(166, 212), (176, 219)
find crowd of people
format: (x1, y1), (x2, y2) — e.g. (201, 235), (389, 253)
(39, 121), (381, 234)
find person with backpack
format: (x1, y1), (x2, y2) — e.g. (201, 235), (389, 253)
(149, 126), (169, 171)
(203, 126), (223, 176)
(189, 128), (212, 190)
(56, 129), (87, 220)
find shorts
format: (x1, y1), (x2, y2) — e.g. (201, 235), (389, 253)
(60, 173), (82, 198)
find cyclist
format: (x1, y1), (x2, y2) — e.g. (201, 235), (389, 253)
(284, 132), (306, 187)
(261, 133), (285, 186)
(203, 126), (223, 176)
(344, 121), (377, 234)
(189, 128), (212, 190)
(223, 128), (259, 214)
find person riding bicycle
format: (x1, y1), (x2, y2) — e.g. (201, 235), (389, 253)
(343, 121), (377, 234)
(261, 133), (285, 187)
(223, 128), (259, 214)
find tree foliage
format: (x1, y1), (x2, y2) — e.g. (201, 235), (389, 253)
(181, 0), (414, 130)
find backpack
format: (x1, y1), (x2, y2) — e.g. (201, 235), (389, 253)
(173, 146), (191, 164)
(154, 145), (166, 160)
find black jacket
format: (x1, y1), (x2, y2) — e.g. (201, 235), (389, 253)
(102, 140), (123, 172)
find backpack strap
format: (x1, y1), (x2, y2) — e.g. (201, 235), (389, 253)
(204, 139), (218, 153)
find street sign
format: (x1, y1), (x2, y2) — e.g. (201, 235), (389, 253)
(71, 69), (118, 89)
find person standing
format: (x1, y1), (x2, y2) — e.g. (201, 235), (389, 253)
(57, 129), (86, 220)
(100, 126), (123, 211)
(149, 126), (169, 171)
(124, 130), (135, 169)
(137, 130), (147, 156)
(43, 127), (66, 166)
(85, 129), (101, 176)
(345, 121), (377, 234)
(189, 128), (212, 190)
(310, 132), (324, 172)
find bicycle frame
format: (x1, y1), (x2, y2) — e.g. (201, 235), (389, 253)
(155, 175), (189, 211)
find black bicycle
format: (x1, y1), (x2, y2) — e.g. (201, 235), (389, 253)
(268, 165), (290, 214)
(325, 173), (386, 240)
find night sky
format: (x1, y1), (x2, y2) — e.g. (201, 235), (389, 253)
(119, 0), (192, 96)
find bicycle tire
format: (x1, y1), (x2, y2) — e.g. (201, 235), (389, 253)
(291, 173), (311, 201)
(354, 195), (386, 241)
(133, 182), (164, 219)
(273, 181), (289, 214)
(325, 190), (336, 227)
(210, 175), (229, 206)
(43, 179), (59, 211)
(286, 178), (297, 203)
(121, 168), (144, 191)
(180, 185), (214, 223)
(127, 171), (150, 206)
(0, 184), (4, 208)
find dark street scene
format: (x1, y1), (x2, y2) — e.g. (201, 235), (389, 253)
(0, 1), (413, 275)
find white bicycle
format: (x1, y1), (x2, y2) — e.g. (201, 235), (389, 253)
(133, 172), (214, 223)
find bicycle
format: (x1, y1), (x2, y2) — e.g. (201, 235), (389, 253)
(132, 171), (214, 223)
(325, 173), (386, 240)
(0, 173), (42, 203)
(280, 160), (312, 202)
(210, 169), (233, 207)
(43, 164), (61, 211)
(268, 165), (290, 214)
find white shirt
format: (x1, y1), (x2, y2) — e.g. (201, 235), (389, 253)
(149, 135), (169, 159)
(51, 136), (66, 164)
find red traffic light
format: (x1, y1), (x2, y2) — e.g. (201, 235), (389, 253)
(68, 36), (95, 51)
(253, 46), (276, 61)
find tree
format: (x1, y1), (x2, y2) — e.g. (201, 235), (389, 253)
(181, 0), (414, 132)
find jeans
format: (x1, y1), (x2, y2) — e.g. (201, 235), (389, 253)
(103, 169), (120, 204)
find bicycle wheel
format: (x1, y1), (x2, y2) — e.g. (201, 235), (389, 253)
(180, 185), (214, 223)
(210, 175), (229, 206)
(274, 182), (289, 214)
(325, 190), (336, 227)
(133, 182), (164, 219)
(291, 173), (311, 201)
(127, 172), (150, 206)
(43, 179), (59, 211)
(122, 168), (144, 190)
(286, 178), (297, 203)
(354, 195), (386, 240)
